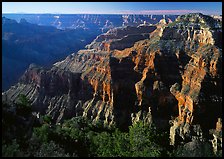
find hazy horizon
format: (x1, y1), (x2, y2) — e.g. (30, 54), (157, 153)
(2, 13), (222, 16)
(2, 2), (222, 15)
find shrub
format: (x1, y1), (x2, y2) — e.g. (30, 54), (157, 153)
(16, 94), (31, 117)
(2, 140), (24, 157)
(129, 121), (162, 157)
(34, 141), (70, 157)
(172, 141), (214, 157)
(33, 124), (51, 143)
(112, 129), (130, 157)
(42, 114), (53, 124)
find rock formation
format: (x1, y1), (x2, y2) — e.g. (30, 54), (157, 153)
(168, 13), (222, 146)
(210, 118), (222, 155)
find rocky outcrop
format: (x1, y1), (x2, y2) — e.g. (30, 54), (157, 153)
(209, 118), (222, 155)
(168, 13), (222, 146)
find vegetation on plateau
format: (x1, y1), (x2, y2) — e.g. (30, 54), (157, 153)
(2, 94), (219, 157)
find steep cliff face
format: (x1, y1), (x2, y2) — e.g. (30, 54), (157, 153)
(3, 13), (222, 138)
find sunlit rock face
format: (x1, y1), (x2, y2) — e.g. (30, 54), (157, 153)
(3, 13), (222, 137)
(167, 13), (222, 146)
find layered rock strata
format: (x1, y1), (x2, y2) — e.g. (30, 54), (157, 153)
(3, 13), (222, 139)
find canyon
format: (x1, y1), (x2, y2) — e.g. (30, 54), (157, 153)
(2, 17), (101, 91)
(2, 13), (222, 155)
(2, 14), (178, 91)
(3, 14), (178, 31)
